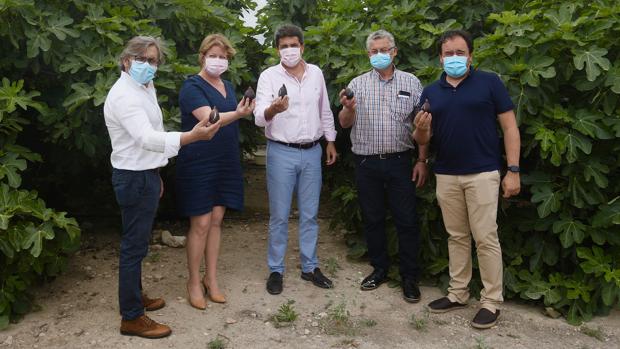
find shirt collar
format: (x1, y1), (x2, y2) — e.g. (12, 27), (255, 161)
(371, 65), (398, 82)
(439, 66), (475, 88)
(120, 71), (153, 90)
(278, 60), (308, 76)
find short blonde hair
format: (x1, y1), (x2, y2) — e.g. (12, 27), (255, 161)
(198, 34), (236, 65)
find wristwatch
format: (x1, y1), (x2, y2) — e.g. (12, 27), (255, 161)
(417, 158), (428, 164)
(507, 165), (520, 173)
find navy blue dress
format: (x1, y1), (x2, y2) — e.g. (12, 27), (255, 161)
(176, 75), (243, 216)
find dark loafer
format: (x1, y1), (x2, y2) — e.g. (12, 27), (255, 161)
(266, 272), (283, 295)
(301, 268), (333, 289)
(402, 278), (421, 303)
(427, 297), (467, 313)
(360, 268), (387, 290)
(471, 308), (500, 329)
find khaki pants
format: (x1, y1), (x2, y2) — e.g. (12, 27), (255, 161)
(436, 171), (502, 312)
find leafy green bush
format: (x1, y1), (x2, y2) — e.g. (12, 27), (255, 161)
(262, 0), (620, 324)
(0, 0), (264, 214)
(0, 78), (80, 329)
(475, 1), (620, 324)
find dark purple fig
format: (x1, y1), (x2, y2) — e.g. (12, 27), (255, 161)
(422, 99), (430, 112)
(278, 83), (287, 97)
(344, 88), (354, 100)
(208, 106), (220, 123)
(244, 86), (255, 101)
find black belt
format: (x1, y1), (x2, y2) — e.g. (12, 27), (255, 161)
(356, 150), (411, 160)
(271, 139), (321, 149)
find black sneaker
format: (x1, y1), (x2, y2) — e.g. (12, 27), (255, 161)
(266, 272), (283, 295)
(471, 308), (500, 329)
(301, 268), (333, 289)
(402, 278), (421, 303)
(360, 268), (387, 291)
(427, 297), (467, 313)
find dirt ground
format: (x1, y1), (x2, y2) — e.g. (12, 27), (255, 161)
(0, 214), (618, 349)
(1, 164), (619, 349)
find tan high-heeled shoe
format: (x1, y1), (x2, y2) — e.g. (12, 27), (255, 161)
(186, 283), (207, 310)
(203, 280), (226, 303)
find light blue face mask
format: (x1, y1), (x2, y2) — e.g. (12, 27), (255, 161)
(129, 60), (157, 85)
(370, 53), (392, 70)
(443, 55), (468, 78)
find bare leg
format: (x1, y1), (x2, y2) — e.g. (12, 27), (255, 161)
(186, 213), (211, 305)
(204, 206), (226, 298)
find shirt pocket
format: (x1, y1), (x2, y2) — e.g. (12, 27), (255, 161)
(390, 96), (414, 121)
(304, 86), (321, 108)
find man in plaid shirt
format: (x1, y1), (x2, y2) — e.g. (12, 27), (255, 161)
(338, 29), (429, 303)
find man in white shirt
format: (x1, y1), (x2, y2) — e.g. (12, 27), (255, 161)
(254, 24), (337, 295)
(104, 36), (220, 339)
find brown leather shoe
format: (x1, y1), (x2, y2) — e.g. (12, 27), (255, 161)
(120, 315), (171, 339)
(142, 293), (165, 311)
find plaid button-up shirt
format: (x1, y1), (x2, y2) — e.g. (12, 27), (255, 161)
(348, 68), (423, 155)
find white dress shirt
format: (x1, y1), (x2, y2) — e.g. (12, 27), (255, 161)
(104, 72), (181, 170)
(254, 62), (337, 143)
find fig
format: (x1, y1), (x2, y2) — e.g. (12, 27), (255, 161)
(344, 88), (354, 100)
(244, 86), (256, 101)
(208, 106), (220, 123)
(422, 99), (430, 112)
(278, 83), (287, 97)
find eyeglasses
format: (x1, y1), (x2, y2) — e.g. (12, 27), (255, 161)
(369, 47), (395, 55)
(134, 55), (159, 66)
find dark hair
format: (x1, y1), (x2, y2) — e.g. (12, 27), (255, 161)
(438, 30), (474, 54)
(274, 24), (304, 48)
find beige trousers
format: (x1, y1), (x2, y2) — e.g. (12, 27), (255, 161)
(435, 171), (503, 312)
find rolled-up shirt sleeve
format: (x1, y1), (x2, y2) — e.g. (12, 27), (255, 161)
(319, 72), (337, 141)
(163, 132), (181, 158)
(254, 71), (272, 127)
(115, 95), (180, 157)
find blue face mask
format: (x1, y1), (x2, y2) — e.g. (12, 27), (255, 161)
(129, 60), (157, 85)
(370, 53), (392, 70)
(443, 55), (468, 78)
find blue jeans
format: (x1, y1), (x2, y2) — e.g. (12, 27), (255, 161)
(354, 152), (420, 279)
(266, 141), (322, 274)
(111, 168), (160, 320)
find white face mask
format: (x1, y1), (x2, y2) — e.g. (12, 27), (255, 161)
(279, 47), (302, 67)
(204, 57), (229, 77)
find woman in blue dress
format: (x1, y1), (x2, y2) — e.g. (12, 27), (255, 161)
(176, 34), (254, 309)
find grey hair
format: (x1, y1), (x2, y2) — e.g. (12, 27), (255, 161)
(366, 30), (396, 51)
(118, 36), (165, 71)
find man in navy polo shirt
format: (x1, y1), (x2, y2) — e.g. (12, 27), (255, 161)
(413, 30), (521, 329)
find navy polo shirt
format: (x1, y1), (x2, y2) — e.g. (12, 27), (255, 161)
(419, 68), (514, 175)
